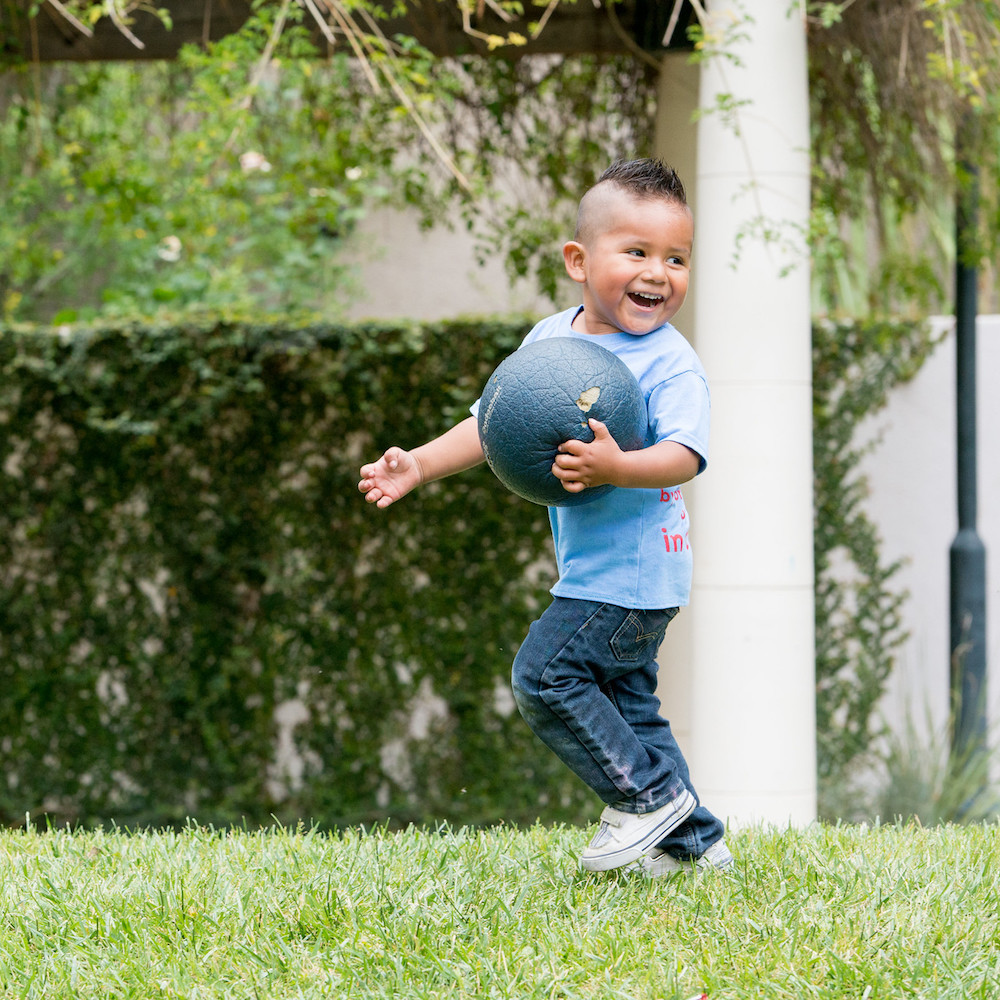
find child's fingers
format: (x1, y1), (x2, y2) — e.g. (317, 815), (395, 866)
(361, 447), (402, 479)
(364, 485), (393, 506)
(551, 461), (587, 491)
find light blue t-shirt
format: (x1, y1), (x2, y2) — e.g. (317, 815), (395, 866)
(476, 306), (710, 610)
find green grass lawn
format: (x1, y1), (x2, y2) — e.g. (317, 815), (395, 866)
(1, 820), (998, 999)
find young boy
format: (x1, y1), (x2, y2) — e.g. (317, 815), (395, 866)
(359, 158), (730, 876)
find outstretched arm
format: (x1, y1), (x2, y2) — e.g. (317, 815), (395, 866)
(551, 418), (701, 495)
(359, 416), (485, 509)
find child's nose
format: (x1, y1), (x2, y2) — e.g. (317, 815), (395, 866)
(642, 257), (668, 281)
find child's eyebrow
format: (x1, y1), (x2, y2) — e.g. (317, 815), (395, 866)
(620, 238), (692, 255)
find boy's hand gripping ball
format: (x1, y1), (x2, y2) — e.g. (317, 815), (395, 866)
(477, 337), (646, 507)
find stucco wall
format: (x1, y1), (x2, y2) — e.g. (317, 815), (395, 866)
(343, 206), (556, 322)
(858, 315), (999, 744)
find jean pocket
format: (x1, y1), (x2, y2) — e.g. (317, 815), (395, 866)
(609, 608), (678, 662)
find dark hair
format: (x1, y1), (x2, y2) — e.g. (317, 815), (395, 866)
(596, 158), (687, 206)
(574, 158), (689, 243)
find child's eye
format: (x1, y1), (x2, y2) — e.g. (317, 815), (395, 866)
(626, 249), (645, 257)
(668, 255), (686, 266)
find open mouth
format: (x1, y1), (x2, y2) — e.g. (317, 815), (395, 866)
(628, 292), (663, 308)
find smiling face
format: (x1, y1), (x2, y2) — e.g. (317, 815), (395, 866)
(562, 185), (693, 337)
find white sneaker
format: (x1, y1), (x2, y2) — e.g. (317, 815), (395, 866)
(580, 789), (696, 872)
(636, 837), (734, 878)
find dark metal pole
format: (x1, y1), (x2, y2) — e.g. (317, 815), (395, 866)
(950, 112), (988, 759)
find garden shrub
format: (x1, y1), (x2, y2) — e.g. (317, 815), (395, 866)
(0, 313), (934, 828)
(0, 315), (594, 829)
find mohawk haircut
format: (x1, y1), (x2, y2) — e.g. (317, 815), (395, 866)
(575, 158), (688, 243)
(596, 158), (688, 205)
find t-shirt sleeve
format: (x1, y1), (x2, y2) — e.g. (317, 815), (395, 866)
(646, 370), (711, 473)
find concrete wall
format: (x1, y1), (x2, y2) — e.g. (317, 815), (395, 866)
(342, 206), (557, 323)
(857, 315), (999, 746)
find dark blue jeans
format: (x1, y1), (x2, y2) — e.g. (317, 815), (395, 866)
(512, 597), (724, 859)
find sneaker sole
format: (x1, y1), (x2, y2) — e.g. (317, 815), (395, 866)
(638, 839), (734, 878)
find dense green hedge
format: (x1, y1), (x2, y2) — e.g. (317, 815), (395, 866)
(0, 315), (599, 830)
(0, 314), (933, 829)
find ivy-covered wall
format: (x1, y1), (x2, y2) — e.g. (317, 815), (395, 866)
(0, 316), (599, 830)
(811, 317), (937, 800)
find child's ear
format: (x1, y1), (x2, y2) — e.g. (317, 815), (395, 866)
(562, 241), (587, 284)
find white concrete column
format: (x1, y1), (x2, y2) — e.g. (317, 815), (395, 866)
(653, 50), (701, 754)
(689, 1), (817, 825)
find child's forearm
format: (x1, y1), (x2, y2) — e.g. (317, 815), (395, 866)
(611, 440), (701, 490)
(552, 422), (702, 495)
(412, 416), (485, 484)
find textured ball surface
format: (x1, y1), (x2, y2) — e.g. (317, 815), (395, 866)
(477, 336), (646, 506)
